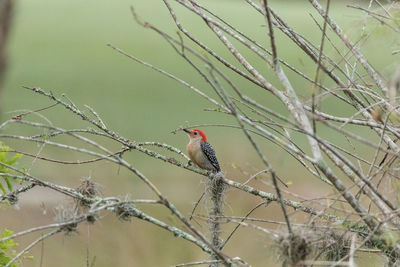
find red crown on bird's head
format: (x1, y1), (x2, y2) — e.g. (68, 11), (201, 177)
(190, 129), (207, 142)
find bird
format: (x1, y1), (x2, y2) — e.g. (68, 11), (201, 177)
(183, 128), (221, 173)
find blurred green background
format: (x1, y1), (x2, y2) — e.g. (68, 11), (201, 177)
(1, 0), (398, 266)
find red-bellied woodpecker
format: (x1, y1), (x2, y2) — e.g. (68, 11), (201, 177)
(183, 128), (221, 173)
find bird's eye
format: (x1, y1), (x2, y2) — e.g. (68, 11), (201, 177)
(194, 132), (198, 135)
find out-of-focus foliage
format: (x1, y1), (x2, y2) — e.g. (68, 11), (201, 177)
(0, 143), (22, 194)
(0, 229), (18, 267)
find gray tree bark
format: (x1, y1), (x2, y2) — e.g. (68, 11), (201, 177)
(0, 0), (13, 104)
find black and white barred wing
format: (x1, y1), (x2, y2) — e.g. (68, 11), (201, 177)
(200, 141), (221, 172)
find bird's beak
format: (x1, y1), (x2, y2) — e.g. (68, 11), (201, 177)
(183, 128), (191, 134)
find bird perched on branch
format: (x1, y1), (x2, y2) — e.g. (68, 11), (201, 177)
(183, 128), (221, 173)
(183, 128), (288, 187)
